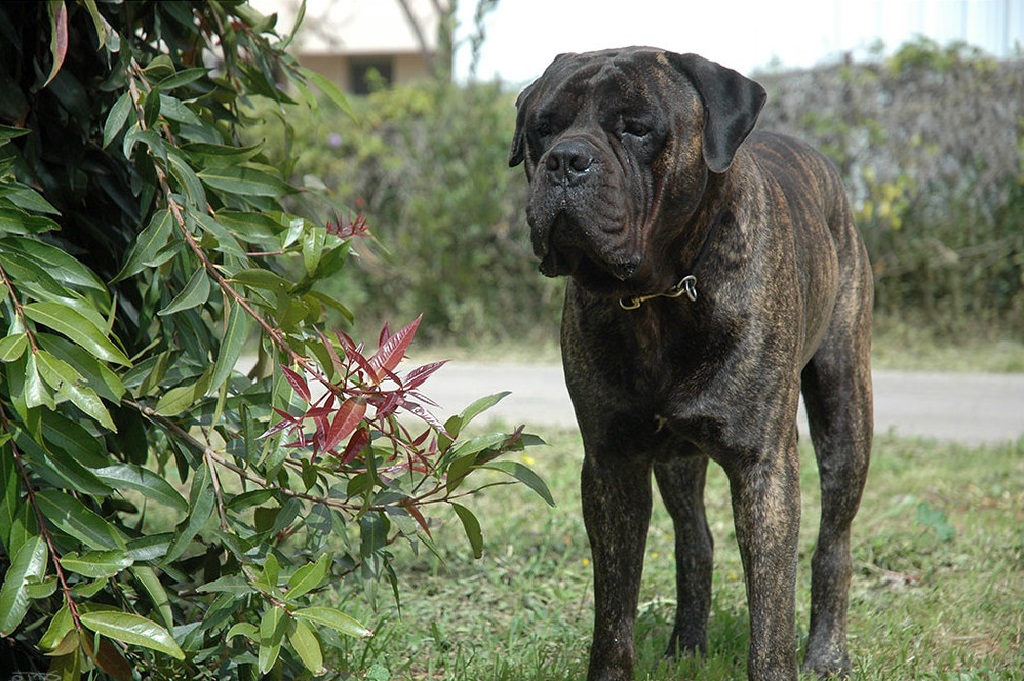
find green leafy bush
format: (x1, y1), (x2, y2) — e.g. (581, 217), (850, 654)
(0, 3), (548, 679)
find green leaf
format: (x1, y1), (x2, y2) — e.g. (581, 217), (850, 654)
(293, 606), (372, 639)
(166, 149), (206, 208)
(285, 553), (329, 602)
(40, 410), (108, 467)
(299, 66), (354, 118)
(0, 125), (31, 141)
(0, 249), (74, 303)
(195, 573), (252, 596)
(225, 488), (275, 512)
(255, 552), (280, 593)
(460, 392), (510, 429)
(2, 236), (107, 296)
(158, 267), (210, 316)
(35, 489), (126, 551)
(452, 503), (483, 559)
(23, 302), (130, 366)
(103, 91), (132, 148)
(158, 94), (202, 126)
(14, 426), (112, 496)
(162, 467), (213, 563)
(122, 124), (167, 163)
(2, 184), (61, 215)
(24, 353), (55, 410)
(0, 333), (28, 362)
(359, 513), (389, 558)
(208, 302), (254, 394)
(37, 334), (125, 403)
(154, 375), (209, 416)
(25, 575), (57, 600)
(39, 604), (74, 652)
(192, 213), (246, 258)
(302, 225), (325, 276)
(181, 141), (264, 168)
(288, 618), (324, 674)
(79, 610), (185, 660)
(59, 550), (133, 578)
(198, 165), (294, 198)
(482, 461), (556, 507)
(0, 206), (60, 235)
(93, 465), (188, 514)
(130, 566), (173, 630)
(230, 267), (293, 294)
(153, 67), (208, 91)
(35, 350), (117, 431)
(226, 622), (258, 642)
(0, 442), (21, 555)
(916, 501), (956, 542)
(112, 209), (175, 282)
(0, 535), (47, 635)
(80, 0), (109, 50)
(258, 606), (287, 673)
(445, 453), (478, 494)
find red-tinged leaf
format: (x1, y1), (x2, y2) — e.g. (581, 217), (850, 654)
(308, 397), (334, 450)
(338, 427), (370, 466)
(281, 365), (310, 403)
(402, 499), (432, 539)
(410, 428), (431, 448)
(368, 315), (422, 382)
(336, 330), (377, 383)
(373, 392), (403, 420)
(402, 360), (447, 391)
(43, 1), (69, 88)
(258, 408), (300, 440)
(377, 322), (391, 350)
(305, 406), (334, 422)
(334, 329), (361, 358)
(402, 400), (450, 438)
(323, 397), (367, 453)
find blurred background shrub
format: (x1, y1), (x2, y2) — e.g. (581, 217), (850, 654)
(252, 80), (564, 347)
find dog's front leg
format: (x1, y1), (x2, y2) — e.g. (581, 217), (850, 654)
(582, 450), (653, 681)
(728, 438), (801, 681)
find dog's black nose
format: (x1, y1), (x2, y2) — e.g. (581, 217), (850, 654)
(545, 141), (594, 184)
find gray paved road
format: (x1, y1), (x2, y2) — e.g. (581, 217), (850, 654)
(423, 363), (1024, 445)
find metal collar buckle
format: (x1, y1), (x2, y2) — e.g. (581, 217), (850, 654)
(619, 274), (697, 311)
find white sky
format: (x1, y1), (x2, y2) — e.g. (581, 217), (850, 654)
(452, 0), (1024, 83)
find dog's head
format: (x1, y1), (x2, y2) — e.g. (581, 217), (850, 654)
(509, 47), (765, 295)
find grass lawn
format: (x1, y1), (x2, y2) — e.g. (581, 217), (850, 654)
(331, 430), (1024, 680)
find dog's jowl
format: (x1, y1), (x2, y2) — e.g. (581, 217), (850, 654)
(510, 47), (873, 681)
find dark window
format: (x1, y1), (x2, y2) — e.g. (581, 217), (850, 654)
(349, 57), (394, 94)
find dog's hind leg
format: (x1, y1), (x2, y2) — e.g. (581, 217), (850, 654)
(654, 454), (713, 659)
(799, 306), (873, 678)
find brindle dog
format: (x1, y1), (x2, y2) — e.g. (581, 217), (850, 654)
(509, 47), (873, 681)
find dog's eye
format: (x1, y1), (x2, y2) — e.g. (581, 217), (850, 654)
(534, 120), (556, 138)
(621, 121), (650, 138)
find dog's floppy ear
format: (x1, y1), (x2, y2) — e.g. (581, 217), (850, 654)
(667, 52), (766, 174)
(508, 80), (537, 168)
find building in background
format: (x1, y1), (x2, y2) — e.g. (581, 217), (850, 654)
(251, 0), (451, 93)
(252, 0), (1022, 89)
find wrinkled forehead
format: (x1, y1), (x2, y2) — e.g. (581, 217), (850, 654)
(530, 48), (683, 117)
